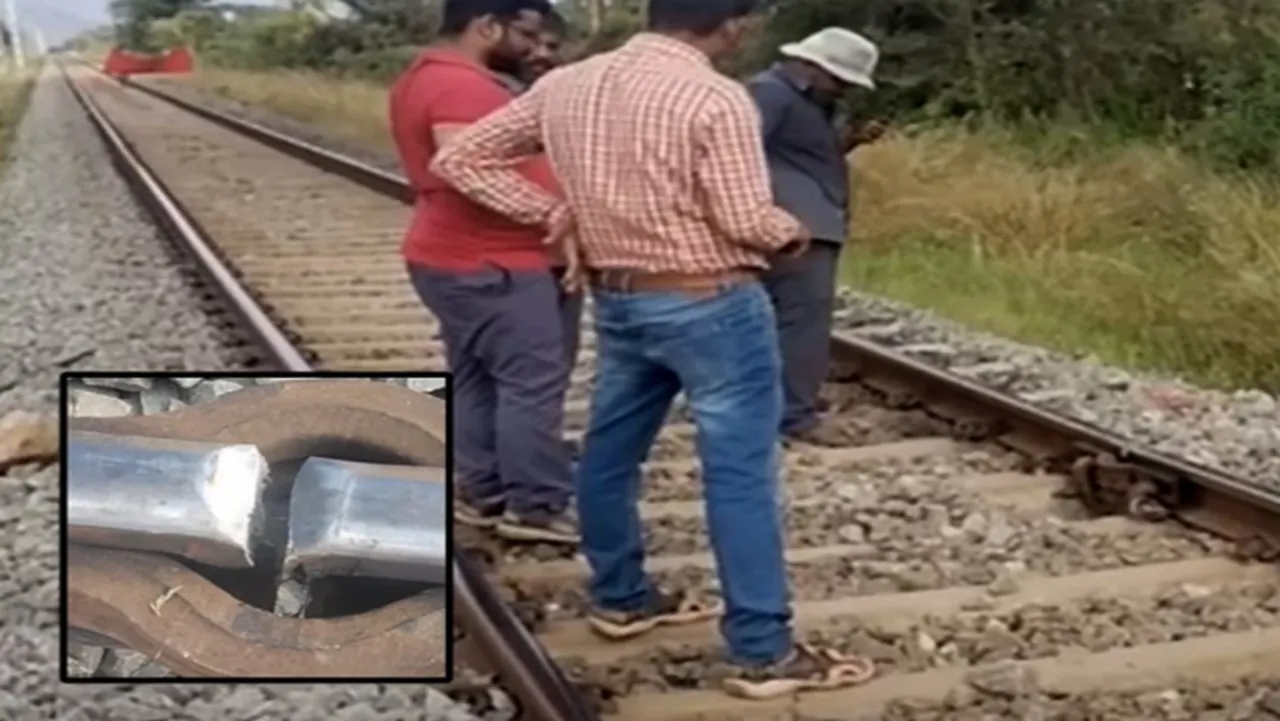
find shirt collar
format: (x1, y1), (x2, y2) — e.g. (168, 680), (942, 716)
(772, 61), (813, 93)
(626, 33), (714, 68)
(770, 61), (837, 116)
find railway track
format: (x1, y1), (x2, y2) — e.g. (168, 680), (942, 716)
(59, 61), (1280, 720)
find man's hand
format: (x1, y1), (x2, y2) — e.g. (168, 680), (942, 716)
(544, 203), (574, 247)
(853, 119), (889, 145)
(841, 119), (889, 152)
(545, 204), (585, 293)
(559, 235), (586, 294)
(777, 226), (812, 259)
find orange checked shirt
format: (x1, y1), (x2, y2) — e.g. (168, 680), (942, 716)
(431, 33), (804, 274)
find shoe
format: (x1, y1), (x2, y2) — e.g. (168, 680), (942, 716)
(722, 643), (876, 700)
(586, 588), (723, 640)
(494, 507), (580, 545)
(454, 494), (505, 529)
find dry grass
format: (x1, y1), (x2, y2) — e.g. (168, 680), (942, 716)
(177, 69), (1280, 390)
(0, 66), (38, 170)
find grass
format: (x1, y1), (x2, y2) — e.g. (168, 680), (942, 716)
(0, 65), (38, 171)
(847, 128), (1280, 391)
(173, 68), (1280, 392)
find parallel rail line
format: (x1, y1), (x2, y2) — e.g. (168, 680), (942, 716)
(59, 61), (1280, 720)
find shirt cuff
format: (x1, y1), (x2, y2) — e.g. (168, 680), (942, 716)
(759, 208), (805, 251)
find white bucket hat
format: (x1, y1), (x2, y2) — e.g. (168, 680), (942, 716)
(779, 27), (879, 90)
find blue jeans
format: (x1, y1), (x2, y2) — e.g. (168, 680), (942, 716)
(577, 281), (793, 664)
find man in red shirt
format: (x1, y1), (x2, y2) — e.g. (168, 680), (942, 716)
(389, 0), (576, 546)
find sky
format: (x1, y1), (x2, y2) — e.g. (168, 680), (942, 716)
(10, 0), (277, 47)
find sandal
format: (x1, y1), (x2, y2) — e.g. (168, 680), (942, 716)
(587, 588), (723, 640)
(722, 642), (877, 700)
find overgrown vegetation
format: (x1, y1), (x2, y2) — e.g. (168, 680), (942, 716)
(0, 68), (38, 171)
(846, 129), (1280, 390)
(71, 0), (1280, 390)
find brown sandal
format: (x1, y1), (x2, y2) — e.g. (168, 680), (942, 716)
(722, 642), (877, 700)
(587, 590), (724, 640)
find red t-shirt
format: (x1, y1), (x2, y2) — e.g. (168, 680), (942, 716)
(389, 49), (561, 271)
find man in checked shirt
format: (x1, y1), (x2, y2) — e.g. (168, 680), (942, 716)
(433, 0), (876, 700)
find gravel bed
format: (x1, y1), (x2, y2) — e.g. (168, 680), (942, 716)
(642, 474), (1225, 562)
(0, 70), (468, 721)
(569, 579), (1280, 695)
(143, 77), (1280, 491)
(0, 67), (247, 721)
(0, 73), (250, 417)
(505, 469), (1228, 627)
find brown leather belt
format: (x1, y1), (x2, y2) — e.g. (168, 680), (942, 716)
(589, 268), (759, 294)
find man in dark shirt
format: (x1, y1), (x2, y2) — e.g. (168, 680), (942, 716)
(388, 0), (578, 545)
(747, 27), (885, 446)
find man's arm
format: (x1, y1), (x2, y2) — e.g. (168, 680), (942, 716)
(431, 86), (561, 228)
(694, 90), (805, 252)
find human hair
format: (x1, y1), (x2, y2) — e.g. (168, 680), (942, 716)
(647, 0), (762, 36)
(439, 0), (554, 37)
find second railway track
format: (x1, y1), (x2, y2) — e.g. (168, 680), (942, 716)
(60, 62), (1280, 720)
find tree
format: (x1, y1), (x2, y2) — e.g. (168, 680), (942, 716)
(109, 0), (211, 50)
(341, 0), (439, 40)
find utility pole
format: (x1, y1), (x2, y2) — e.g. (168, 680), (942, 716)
(33, 27), (45, 57)
(2, 0), (24, 69)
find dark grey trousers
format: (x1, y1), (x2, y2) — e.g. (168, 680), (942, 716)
(762, 241), (841, 435)
(408, 264), (574, 514)
(552, 266), (584, 369)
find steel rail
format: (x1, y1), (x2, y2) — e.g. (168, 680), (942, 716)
(59, 65), (312, 373)
(59, 62), (598, 721)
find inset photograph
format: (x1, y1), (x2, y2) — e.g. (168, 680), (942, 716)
(60, 372), (452, 681)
